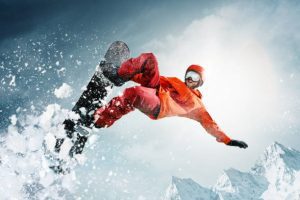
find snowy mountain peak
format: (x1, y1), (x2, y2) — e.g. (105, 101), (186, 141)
(171, 176), (193, 186)
(214, 168), (268, 199)
(249, 142), (300, 199)
(267, 142), (298, 157)
(252, 142), (300, 176)
(164, 142), (300, 200)
(164, 176), (219, 200)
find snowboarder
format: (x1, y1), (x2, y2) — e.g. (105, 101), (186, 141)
(94, 53), (248, 148)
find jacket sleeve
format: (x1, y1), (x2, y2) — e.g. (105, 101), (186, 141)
(189, 103), (231, 144)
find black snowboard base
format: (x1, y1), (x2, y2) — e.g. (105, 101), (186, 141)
(45, 41), (130, 174)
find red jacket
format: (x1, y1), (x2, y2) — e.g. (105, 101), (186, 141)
(118, 53), (231, 144)
(155, 76), (231, 144)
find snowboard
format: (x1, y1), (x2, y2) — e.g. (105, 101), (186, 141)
(45, 41), (130, 174)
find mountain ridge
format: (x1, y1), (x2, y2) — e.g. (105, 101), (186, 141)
(164, 142), (300, 200)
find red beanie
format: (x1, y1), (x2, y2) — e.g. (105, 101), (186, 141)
(186, 64), (205, 80)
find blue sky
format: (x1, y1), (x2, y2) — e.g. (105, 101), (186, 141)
(1, 0), (300, 199)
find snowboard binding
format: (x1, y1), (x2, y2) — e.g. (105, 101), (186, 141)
(100, 61), (126, 86)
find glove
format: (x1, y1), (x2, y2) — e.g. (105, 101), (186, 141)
(227, 139), (248, 149)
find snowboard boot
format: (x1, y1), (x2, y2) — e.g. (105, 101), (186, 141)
(100, 61), (127, 86)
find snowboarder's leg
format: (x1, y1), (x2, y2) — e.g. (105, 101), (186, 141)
(94, 86), (160, 128)
(67, 54), (160, 156)
(117, 53), (160, 88)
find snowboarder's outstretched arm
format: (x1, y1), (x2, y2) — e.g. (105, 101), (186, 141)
(189, 104), (248, 148)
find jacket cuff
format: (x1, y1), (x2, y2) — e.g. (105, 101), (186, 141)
(223, 137), (231, 144)
(217, 136), (231, 144)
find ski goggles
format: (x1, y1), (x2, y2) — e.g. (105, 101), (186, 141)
(185, 71), (201, 82)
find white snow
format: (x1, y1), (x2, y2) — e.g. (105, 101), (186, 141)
(164, 142), (300, 200)
(164, 176), (219, 200)
(76, 60), (82, 65)
(57, 67), (66, 77)
(213, 168), (268, 199)
(0, 104), (83, 199)
(9, 114), (17, 125)
(54, 83), (73, 99)
(251, 142), (300, 200)
(9, 75), (16, 87)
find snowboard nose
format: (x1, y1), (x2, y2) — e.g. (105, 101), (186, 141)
(104, 41), (130, 67)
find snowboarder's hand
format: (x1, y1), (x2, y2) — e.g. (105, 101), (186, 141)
(227, 140), (248, 149)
